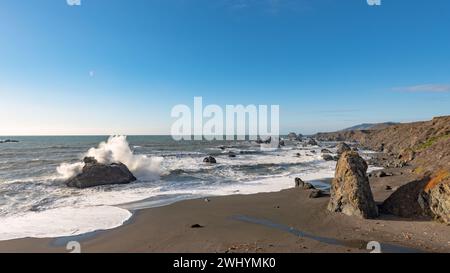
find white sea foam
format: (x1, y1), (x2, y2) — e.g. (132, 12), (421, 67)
(0, 206), (132, 241)
(56, 162), (84, 180)
(0, 137), (381, 242)
(86, 135), (163, 179)
(57, 136), (163, 180)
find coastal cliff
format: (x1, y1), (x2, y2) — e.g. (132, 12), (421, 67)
(315, 115), (450, 224)
(315, 116), (450, 174)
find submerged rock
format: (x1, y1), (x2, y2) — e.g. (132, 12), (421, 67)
(328, 151), (378, 219)
(66, 157), (137, 189)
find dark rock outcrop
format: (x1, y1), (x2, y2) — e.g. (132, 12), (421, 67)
(328, 151), (378, 219)
(336, 142), (351, 155)
(322, 154), (335, 161)
(256, 137), (272, 144)
(288, 133), (300, 141)
(295, 177), (304, 188)
(307, 139), (318, 146)
(203, 156), (217, 164)
(0, 139), (19, 143)
(294, 177), (315, 190)
(66, 157), (137, 189)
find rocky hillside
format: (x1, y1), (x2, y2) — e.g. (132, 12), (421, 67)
(315, 116), (450, 174)
(343, 122), (399, 131)
(316, 116), (450, 224)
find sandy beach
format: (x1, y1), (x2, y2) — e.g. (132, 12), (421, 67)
(1, 166), (449, 253)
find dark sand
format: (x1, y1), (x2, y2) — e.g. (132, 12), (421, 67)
(1, 167), (449, 253)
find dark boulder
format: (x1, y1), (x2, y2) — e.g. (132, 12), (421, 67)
(322, 154), (334, 161)
(66, 157), (137, 189)
(336, 142), (352, 155)
(288, 133), (302, 141)
(307, 139), (318, 146)
(295, 177), (305, 188)
(203, 156), (217, 164)
(0, 139), (19, 143)
(256, 137), (272, 144)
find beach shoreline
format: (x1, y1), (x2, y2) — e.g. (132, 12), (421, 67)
(1, 167), (449, 253)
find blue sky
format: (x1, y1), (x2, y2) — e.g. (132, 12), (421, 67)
(0, 0), (449, 135)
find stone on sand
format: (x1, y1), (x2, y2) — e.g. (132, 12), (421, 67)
(328, 151), (378, 219)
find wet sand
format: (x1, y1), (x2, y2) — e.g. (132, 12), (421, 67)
(1, 167), (449, 253)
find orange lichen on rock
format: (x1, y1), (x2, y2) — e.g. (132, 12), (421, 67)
(424, 170), (450, 192)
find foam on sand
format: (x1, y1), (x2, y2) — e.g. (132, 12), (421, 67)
(0, 206), (132, 241)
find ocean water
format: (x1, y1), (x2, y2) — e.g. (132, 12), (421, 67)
(0, 135), (376, 241)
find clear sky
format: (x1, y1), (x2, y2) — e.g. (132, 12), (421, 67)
(1, 0), (449, 135)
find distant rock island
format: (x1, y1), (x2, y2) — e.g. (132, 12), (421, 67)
(0, 139), (19, 144)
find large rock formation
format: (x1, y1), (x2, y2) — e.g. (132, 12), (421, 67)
(66, 157), (137, 189)
(424, 180), (450, 224)
(380, 177), (429, 218)
(328, 151), (379, 219)
(418, 172), (450, 224)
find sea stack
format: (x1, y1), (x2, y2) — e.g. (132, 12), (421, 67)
(328, 151), (378, 219)
(66, 157), (137, 189)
